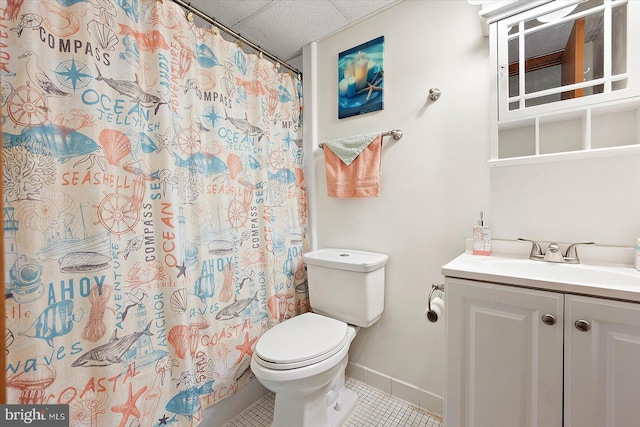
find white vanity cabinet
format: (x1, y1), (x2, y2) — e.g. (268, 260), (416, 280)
(564, 295), (640, 427)
(445, 277), (640, 427)
(445, 278), (563, 427)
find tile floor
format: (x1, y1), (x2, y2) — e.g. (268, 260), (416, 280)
(223, 378), (443, 427)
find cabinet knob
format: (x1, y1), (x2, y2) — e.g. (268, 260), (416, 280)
(541, 314), (556, 325)
(575, 319), (591, 332)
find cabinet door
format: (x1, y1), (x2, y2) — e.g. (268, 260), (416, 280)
(565, 295), (640, 427)
(445, 278), (563, 427)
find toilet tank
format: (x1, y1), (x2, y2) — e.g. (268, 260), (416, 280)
(302, 249), (388, 327)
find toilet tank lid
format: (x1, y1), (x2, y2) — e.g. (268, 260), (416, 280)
(303, 249), (388, 272)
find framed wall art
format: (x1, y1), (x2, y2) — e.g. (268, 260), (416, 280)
(338, 36), (384, 119)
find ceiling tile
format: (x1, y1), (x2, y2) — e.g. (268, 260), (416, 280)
(189, 0), (273, 27)
(330, 0), (397, 22)
(233, 0), (350, 60)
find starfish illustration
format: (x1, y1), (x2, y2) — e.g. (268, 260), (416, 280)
(176, 260), (187, 278)
(111, 383), (148, 427)
(235, 332), (258, 364)
(158, 414), (169, 425)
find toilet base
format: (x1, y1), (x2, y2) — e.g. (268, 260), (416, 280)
(270, 385), (358, 427)
(326, 387), (358, 426)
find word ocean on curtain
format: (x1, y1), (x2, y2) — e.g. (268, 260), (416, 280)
(1, 0), (308, 425)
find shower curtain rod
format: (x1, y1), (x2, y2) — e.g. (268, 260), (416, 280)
(170, 0), (302, 77)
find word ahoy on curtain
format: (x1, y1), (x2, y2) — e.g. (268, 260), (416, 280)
(1, 0), (308, 426)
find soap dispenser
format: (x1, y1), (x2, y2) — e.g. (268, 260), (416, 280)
(473, 211), (491, 256)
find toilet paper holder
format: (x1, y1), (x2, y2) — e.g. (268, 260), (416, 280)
(427, 283), (445, 323)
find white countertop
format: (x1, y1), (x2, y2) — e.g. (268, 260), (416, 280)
(442, 239), (640, 303)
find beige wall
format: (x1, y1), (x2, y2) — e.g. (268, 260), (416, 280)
(307, 0), (492, 413)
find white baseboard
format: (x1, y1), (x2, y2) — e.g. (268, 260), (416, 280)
(346, 362), (443, 419)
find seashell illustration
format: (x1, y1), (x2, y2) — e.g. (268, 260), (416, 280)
(278, 85), (292, 103)
(5, 329), (14, 355)
(196, 44), (220, 68)
(59, 251), (111, 273)
(98, 129), (132, 166)
(168, 325), (198, 360)
(227, 153), (243, 180)
(170, 288), (188, 313)
(221, 77), (235, 97)
(87, 20), (119, 51)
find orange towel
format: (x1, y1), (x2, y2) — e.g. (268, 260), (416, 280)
(324, 134), (383, 198)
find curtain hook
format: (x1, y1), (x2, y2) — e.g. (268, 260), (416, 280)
(186, 3), (194, 22)
(237, 41), (243, 49)
(259, 51), (263, 59)
(211, 25), (219, 35)
(275, 63), (280, 70)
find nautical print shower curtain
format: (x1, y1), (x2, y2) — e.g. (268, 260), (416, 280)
(1, 0), (308, 425)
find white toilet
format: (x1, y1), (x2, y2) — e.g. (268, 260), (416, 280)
(250, 248), (388, 427)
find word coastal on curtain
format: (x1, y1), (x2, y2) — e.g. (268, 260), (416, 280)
(1, 0), (308, 425)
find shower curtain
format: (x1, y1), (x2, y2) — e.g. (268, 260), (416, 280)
(1, 0), (308, 425)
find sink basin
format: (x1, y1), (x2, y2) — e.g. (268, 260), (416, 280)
(442, 245), (640, 302)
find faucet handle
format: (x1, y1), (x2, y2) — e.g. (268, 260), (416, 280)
(564, 242), (595, 264)
(517, 238), (544, 260)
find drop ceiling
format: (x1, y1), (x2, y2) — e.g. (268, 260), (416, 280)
(187, 0), (400, 72)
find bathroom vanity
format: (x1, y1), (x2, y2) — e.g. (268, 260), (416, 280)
(442, 239), (640, 427)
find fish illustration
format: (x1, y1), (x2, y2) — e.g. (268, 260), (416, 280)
(165, 380), (215, 419)
(10, 14), (42, 37)
(173, 153), (228, 176)
(119, 236), (143, 260)
(215, 292), (258, 320)
(4, 124), (101, 162)
(193, 274), (215, 304)
(95, 66), (167, 114)
(268, 168), (296, 184)
(118, 24), (169, 52)
(72, 321), (153, 367)
(224, 112), (265, 141)
(20, 300), (84, 347)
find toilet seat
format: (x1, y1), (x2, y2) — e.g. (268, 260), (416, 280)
(254, 312), (348, 370)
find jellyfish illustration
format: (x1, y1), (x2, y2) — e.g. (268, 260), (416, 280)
(6, 362), (56, 404)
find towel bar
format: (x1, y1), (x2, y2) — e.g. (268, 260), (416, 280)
(319, 129), (403, 149)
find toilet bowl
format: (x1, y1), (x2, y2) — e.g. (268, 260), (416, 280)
(251, 249), (388, 427)
(250, 312), (358, 427)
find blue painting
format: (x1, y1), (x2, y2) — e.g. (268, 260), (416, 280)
(338, 36), (384, 119)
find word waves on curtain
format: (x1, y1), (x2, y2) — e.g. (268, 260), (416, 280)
(1, 0), (308, 425)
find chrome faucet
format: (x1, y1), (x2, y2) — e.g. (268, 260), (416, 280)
(517, 238), (595, 264)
